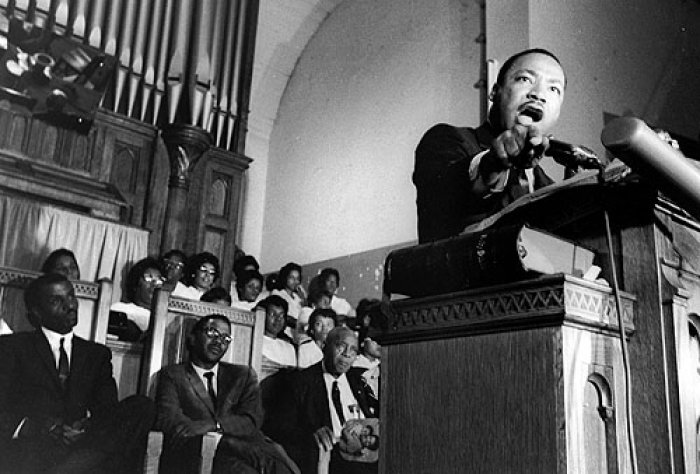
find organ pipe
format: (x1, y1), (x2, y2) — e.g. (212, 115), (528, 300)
(0, 0), (258, 151)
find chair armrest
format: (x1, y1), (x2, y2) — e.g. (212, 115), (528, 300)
(143, 430), (222, 474)
(200, 432), (223, 474)
(144, 431), (164, 474)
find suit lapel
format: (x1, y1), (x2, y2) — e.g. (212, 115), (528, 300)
(347, 370), (376, 418)
(474, 122), (496, 150)
(216, 364), (234, 411)
(311, 363), (332, 428)
(185, 364), (216, 416)
(31, 330), (62, 391)
(69, 337), (89, 388)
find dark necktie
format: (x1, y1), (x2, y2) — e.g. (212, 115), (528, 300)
(58, 338), (69, 389)
(204, 371), (217, 407)
(331, 381), (345, 426)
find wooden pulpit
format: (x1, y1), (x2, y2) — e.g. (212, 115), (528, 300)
(380, 175), (700, 473)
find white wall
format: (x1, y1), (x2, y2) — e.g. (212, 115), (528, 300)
(486, 0), (700, 182)
(251, 0), (700, 274)
(530, 0), (700, 160)
(261, 0), (482, 270)
(243, 1), (343, 259)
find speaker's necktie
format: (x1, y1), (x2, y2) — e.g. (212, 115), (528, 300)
(204, 371), (217, 407)
(58, 338), (69, 390)
(332, 381), (345, 426)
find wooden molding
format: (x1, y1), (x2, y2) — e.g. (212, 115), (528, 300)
(382, 274), (636, 345)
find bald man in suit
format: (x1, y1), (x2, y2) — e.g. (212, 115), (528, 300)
(272, 327), (379, 474)
(155, 314), (298, 474)
(0, 273), (154, 473)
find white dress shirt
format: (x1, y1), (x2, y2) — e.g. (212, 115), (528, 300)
(322, 367), (363, 438)
(41, 327), (73, 368)
(191, 362), (219, 397)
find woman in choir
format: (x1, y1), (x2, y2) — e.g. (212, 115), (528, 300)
(172, 252), (220, 300)
(230, 254), (261, 303)
(109, 257), (164, 341)
(297, 288), (332, 341)
(259, 294), (297, 380)
(297, 308), (337, 369)
(271, 262), (306, 328)
(41, 248), (81, 280)
(160, 249), (187, 292)
(318, 267), (355, 317)
(232, 269), (264, 310)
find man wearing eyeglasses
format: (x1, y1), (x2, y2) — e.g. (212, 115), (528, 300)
(273, 327), (379, 474)
(155, 314), (299, 474)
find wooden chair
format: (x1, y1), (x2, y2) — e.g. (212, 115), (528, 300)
(0, 265), (113, 341)
(141, 287), (265, 474)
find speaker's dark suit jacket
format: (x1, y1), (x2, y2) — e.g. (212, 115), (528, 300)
(275, 362), (378, 474)
(156, 362), (296, 474)
(0, 329), (152, 473)
(413, 122), (555, 243)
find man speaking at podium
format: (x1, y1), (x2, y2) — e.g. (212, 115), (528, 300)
(413, 48), (567, 243)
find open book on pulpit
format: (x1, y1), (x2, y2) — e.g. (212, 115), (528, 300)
(385, 223), (596, 298)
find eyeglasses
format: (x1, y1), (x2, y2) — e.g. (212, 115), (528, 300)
(267, 309), (286, 320)
(203, 327), (232, 344)
(163, 260), (185, 270)
(197, 266), (217, 276)
(143, 274), (164, 285)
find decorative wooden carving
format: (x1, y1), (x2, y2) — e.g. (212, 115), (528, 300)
(380, 274), (636, 473)
(386, 274), (635, 344)
(185, 146), (251, 287)
(160, 123), (212, 253)
(3, 0), (258, 152)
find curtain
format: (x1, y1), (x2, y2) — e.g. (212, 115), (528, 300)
(0, 194), (149, 306)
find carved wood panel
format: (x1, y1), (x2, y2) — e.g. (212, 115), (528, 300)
(182, 147), (250, 288)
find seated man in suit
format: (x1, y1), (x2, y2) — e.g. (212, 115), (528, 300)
(155, 314), (299, 474)
(276, 327), (379, 474)
(0, 273), (154, 473)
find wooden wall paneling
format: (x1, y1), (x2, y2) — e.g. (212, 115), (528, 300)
(381, 329), (560, 474)
(8, 109), (29, 151)
(657, 211), (700, 473)
(143, 138), (170, 256)
(193, 147), (250, 288)
(619, 220), (674, 473)
(0, 101), (14, 149)
(93, 109), (158, 227)
(64, 128), (92, 172)
(380, 275), (636, 474)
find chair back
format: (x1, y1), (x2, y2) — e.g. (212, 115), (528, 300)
(140, 287), (264, 397)
(0, 265), (112, 342)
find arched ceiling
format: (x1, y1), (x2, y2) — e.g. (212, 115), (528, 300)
(248, 0), (345, 142)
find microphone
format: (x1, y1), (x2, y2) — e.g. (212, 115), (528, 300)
(546, 138), (602, 170)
